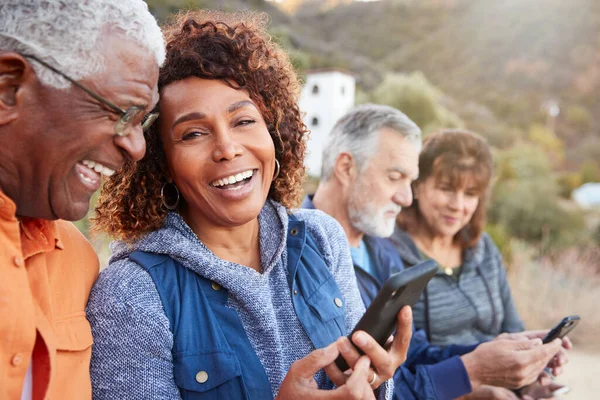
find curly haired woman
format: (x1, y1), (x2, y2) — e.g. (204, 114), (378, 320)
(86, 11), (411, 399)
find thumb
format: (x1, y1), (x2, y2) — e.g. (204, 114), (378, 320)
(390, 306), (413, 360)
(513, 338), (543, 351)
(291, 341), (340, 379)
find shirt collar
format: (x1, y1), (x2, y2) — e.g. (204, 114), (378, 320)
(20, 217), (63, 259)
(0, 189), (63, 258)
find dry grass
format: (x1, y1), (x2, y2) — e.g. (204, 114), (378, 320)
(507, 242), (600, 352)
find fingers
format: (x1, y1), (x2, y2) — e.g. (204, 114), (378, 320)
(291, 341), (340, 380)
(349, 306), (412, 385)
(336, 336), (362, 372)
(520, 340), (563, 385)
(513, 338), (543, 351)
(561, 335), (573, 350)
(350, 330), (392, 382)
(390, 306), (413, 365)
(323, 338), (354, 387)
(343, 356), (375, 399)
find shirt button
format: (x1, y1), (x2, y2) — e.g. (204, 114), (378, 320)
(334, 298), (343, 308)
(195, 371), (208, 383)
(13, 256), (24, 268)
(211, 282), (221, 291)
(11, 354), (22, 366)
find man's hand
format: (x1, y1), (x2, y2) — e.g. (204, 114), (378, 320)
(276, 342), (375, 400)
(461, 338), (563, 389)
(496, 331), (572, 376)
(324, 306), (413, 389)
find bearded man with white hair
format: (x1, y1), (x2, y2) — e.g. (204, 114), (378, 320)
(304, 104), (569, 400)
(0, 1), (164, 398)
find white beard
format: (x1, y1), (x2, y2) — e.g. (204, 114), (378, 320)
(348, 185), (401, 238)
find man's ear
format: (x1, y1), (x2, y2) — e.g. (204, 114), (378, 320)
(333, 152), (357, 186)
(0, 53), (30, 125)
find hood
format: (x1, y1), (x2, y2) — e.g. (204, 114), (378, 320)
(109, 199), (289, 279)
(388, 226), (424, 266)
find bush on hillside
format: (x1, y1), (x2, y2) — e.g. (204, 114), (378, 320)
(369, 72), (462, 132)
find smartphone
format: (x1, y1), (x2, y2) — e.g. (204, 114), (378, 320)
(335, 259), (438, 371)
(542, 315), (580, 344)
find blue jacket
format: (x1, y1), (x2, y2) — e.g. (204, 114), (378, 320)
(302, 195), (474, 400)
(88, 202), (392, 399)
(127, 215), (347, 399)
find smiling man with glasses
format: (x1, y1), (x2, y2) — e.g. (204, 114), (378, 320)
(0, 1), (165, 399)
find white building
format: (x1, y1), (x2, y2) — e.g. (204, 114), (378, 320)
(299, 69), (356, 177)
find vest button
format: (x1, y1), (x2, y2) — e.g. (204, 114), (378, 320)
(13, 256), (24, 268)
(11, 354), (22, 366)
(290, 228), (298, 236)
(334, 297), (343, 308)
(211, 282), (221, 291)
(195, 371), (209, 383)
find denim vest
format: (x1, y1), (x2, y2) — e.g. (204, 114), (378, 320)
(129, 215), (347, 399)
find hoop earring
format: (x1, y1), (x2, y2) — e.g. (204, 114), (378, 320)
(272, 158), (280, 181)
(161, 182), (180, 211)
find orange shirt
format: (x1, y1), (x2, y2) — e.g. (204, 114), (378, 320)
(0, 190), (99, 400)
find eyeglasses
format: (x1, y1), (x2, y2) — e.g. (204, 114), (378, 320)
(22, 54), (159, 136)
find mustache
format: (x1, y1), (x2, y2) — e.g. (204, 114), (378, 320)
(381, 204), (402, 214)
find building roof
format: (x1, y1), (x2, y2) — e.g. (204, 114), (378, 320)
(303, 67), (357, 77)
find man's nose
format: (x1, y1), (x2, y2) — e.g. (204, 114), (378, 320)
(393, 183), (413, 208)
(114, 126), (146, 162)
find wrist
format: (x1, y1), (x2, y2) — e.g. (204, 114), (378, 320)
(461, 353), (483, 390)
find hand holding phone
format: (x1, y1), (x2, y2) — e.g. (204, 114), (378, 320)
(335, 259), (438, 371)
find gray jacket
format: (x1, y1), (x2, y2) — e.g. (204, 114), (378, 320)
(389, 228), (524, 346)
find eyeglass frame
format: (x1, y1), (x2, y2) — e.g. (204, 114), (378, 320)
(22, 54), (159, 136)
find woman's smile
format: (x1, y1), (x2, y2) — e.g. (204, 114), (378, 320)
(209, 168), (259, 200)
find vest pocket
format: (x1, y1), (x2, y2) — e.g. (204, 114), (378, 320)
(173, 351), (247, 398)
(305, 275), (346, 323)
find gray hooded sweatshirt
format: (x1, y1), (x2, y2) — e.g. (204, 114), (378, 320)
(389, 227), (524, 346)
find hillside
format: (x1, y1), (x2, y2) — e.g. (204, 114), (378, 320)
(293, 0), (600, 165)
(145, 0), (600, 167)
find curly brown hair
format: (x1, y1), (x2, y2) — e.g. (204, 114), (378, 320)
(397, 129), (493, 249)
(93, 10), (308, 241)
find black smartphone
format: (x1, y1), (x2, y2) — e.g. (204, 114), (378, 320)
(335, 259), (438, 371)
(542, 315), (580, 344)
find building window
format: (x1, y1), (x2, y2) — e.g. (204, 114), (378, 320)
(312, 84), (319, 95)
(311, 117), (319, 126)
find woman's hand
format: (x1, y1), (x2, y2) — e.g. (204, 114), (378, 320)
(276, 342), (376, 399)
(324, 306), (413, 390)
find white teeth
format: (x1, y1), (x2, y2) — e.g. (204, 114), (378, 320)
(211, 169), (254, 187)
(81, 160), (116, 177)
(78, 173), (95, 184)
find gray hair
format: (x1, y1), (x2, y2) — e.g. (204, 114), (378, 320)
(0, 0), (165, 89)
(321, 103), (422, 180)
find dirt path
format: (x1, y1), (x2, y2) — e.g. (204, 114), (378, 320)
(557, 350), (599, 399)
